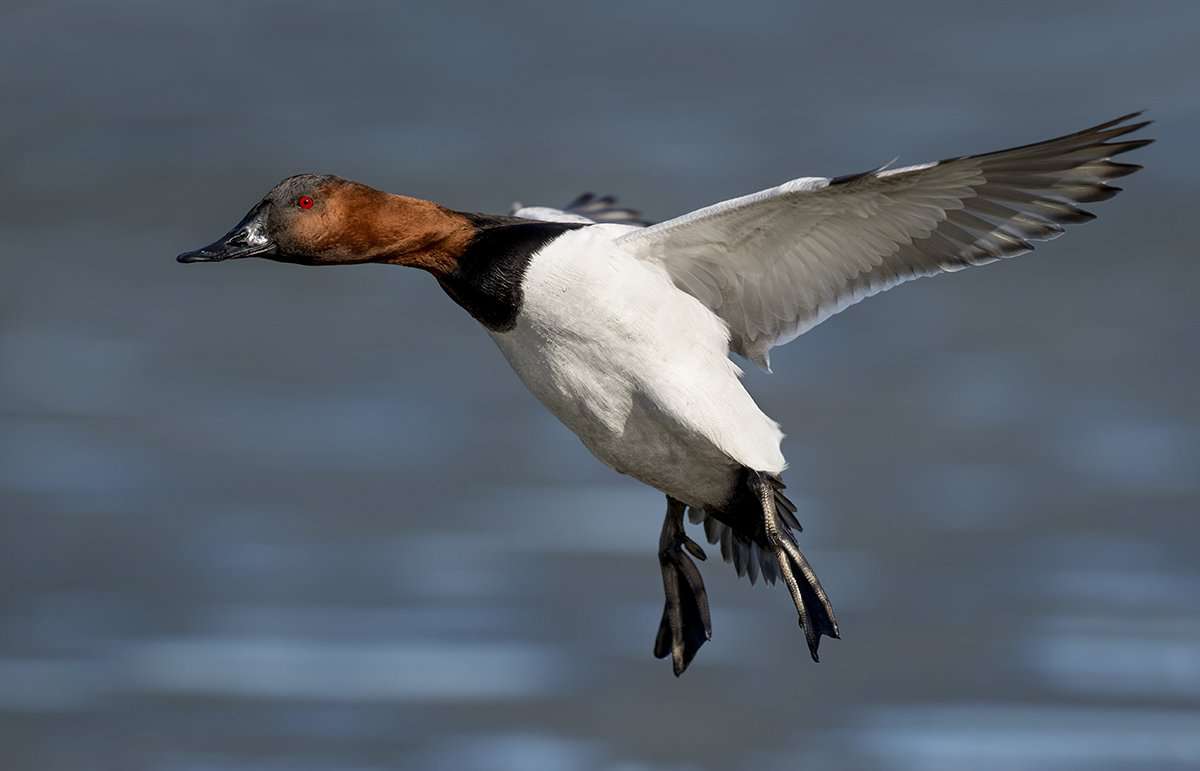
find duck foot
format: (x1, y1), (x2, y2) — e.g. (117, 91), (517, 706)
(751, 471), (840, 662)
(653, 496), (712, 676)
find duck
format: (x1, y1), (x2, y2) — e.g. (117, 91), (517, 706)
(178, 112), (1151, 676)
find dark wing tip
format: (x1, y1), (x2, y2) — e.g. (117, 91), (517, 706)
(563, 192), (652, 226)
(1068, 111), (1150, 139)
(958, 111), (1153, 166)
(1107, 138), (1156, 157)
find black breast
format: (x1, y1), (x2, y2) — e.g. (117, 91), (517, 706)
(437, 215), (585, 332)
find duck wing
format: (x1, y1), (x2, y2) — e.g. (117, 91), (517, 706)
(510, 192), (651, 226)
(615, 113), (1153, 370)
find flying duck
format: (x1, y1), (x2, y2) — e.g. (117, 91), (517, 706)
(178, 113), (1151, 675)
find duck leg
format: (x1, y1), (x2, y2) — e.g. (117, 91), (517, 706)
(751, 471), (840, 662)
(653, 496), (712, 676)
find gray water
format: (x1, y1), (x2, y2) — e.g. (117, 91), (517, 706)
(2, 2), (1198, 769)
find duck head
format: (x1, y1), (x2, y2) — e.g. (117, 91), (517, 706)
(177, 174), (473, 274)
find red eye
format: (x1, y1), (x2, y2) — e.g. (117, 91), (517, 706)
(297, 195), (314, 209)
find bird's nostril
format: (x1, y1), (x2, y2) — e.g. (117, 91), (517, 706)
(227, 232), (249, 246)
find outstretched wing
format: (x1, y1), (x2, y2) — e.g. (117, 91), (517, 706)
(616, 113), (1153, 369)
(511, 192), (651, 226)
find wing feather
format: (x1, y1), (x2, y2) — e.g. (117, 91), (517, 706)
(510, 192), (651, 226)
(616, 113), (1152, 369)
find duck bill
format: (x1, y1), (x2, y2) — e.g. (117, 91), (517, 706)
(177, 200), (277, 263)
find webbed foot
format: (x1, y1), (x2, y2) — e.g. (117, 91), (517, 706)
(653, 497), (712, 676)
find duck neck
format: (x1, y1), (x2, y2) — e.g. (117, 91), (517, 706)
(432, 214), (586, 332)
(369, 195), (476, 275)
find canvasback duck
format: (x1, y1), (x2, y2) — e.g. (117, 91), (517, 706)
(178, 113), (1151, 675)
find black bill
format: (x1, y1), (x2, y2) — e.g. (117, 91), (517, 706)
(177, 200), (276, 263)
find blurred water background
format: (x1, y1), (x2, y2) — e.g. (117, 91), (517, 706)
(2, 2), (1198, 769)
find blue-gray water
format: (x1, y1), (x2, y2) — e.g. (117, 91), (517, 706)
(2, 2), (1198, 769)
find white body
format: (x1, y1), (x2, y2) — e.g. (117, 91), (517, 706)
(489, 225), (785, 509)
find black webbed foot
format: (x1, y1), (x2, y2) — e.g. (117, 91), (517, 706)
(751, 471), (840, 662)
(653, 497), (712, 676)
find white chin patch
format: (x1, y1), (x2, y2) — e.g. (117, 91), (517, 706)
(245, 222), (271, 247)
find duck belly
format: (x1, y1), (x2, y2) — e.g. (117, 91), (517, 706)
(488, 227), (785, 508)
